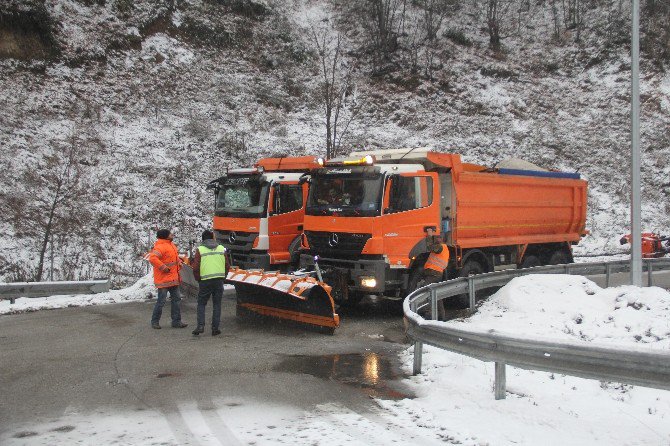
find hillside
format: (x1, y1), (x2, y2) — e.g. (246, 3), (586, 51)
(1, 0), (669, 285)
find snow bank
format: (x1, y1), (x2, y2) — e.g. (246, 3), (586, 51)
(0, 275), (236, 315)
(0, 274), (155, 315)
(455, 274), (670, 350)
(386, 275), (670, 445)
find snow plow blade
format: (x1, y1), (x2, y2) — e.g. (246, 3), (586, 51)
(227, 267), (340, 331)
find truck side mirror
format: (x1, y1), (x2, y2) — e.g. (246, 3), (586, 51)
(268, 186), (277, 215)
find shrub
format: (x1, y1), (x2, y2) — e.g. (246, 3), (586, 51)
(444, 28), (472, 47)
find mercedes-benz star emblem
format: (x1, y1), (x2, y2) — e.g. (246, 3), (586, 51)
(229, 232), (236, 244)
(328, 232), (339, 247)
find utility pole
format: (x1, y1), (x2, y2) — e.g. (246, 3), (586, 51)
(630, 0), (642, 286)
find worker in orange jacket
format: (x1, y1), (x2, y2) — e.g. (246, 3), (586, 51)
(421, 227), (450, 320)
(146, 229), (188, 329)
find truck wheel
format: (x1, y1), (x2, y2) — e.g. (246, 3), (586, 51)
(456, 259), (485, 307)
(389, 267), (423, 316)
(548, 250), (570, 265)
(460, 259), (484, 277)
(520, 255), (541, 269)
(406, 267), (423, 296)
(340, 291), (363, 307)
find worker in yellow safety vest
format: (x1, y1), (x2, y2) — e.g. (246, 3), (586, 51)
(421, 226), (450, 320)
(191, 230), (231, 336)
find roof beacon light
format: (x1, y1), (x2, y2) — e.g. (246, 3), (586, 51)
(317, 157), (325, 167)
(343, 155), (376, 166)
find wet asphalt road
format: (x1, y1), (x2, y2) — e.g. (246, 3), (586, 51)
(0, 292), (412, 442)
(2, 269), (668, 443)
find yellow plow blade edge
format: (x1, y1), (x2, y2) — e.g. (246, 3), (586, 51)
(226, 267), (340, 331)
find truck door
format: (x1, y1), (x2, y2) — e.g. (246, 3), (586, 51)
(382, 172), (440, 267)
(268, 182), (304, 264)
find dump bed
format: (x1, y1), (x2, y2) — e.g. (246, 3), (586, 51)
(452, 169), (587, 249)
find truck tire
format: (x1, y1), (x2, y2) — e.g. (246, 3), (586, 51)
(548, 250), (570, 265)
(387, 267), (423, 316)
(406, 267), (424, 296)
(520, 255), (541, 269)
(460, 258), (485, 277)
(340, 291), (364, 307)
(456, 259), (485, 307)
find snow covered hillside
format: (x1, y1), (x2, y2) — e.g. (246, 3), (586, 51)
(1, 0), (669, 284)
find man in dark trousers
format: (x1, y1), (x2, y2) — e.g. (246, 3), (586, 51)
(191, 230), (230, 336)
(146, 229), (188, 329)
(421, 226), (450, 320)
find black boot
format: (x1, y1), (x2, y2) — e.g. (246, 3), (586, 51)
(212, 328), (221, 336)
(192, 326), (204, 336)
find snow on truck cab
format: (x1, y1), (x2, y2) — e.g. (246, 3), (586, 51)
(207, 156), (322, 271)
(300, 148), (588, 304)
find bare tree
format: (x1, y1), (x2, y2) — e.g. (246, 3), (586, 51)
(486, 0), (502, 48)
(418, 0), (458, 41)
(359, 0), (407, 69)
(20, 131), (90, 282)
(551, 0), (561, 40)
(485, 0), (515, 49)
(311, 26), (359, 158)
(562, 0), (583, 40)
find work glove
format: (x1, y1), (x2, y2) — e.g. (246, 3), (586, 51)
(160, 265), (171, 273)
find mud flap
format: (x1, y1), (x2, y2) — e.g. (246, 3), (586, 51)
(227, 267), (340, 331)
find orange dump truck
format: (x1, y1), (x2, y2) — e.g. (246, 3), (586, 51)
(299, 148), (588, 303)
(207, 156), (321, 271)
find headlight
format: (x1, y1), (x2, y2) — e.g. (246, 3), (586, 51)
(360, 276), (377, 288)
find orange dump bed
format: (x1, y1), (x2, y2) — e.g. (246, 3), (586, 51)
(452, 170), (587, 249)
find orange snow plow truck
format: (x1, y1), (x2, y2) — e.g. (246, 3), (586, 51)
(226, 148), (588, 332)
(299, 148), (588, 305)
(207, 156), (321, 270)
(211, 156), (340, 332)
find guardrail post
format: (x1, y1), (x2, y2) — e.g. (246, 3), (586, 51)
(605, 263), (612, 288)
(430, 287), (438, 320)
(495, 362), (506, 400)
(413, 341), (423, 375)
(10, 298), (15, 304)
(468, 277), (476, 312)
(647, 261), (653, 287)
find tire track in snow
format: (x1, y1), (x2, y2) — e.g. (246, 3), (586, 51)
(305, 402), (446, 445)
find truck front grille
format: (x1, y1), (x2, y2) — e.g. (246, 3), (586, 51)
(305, 231), (372, 256)
(215, 230), (258, 253)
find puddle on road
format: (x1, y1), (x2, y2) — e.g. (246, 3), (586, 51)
(274, 352), (413, 400)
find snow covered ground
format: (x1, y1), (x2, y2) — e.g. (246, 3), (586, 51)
(388, 274), (670, 445)
(2, 273), (669, 445)
(0, 273), (236, 315)
(0, 273), (156, 315)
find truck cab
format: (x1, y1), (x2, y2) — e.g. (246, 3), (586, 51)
(208, 156), (321, 271)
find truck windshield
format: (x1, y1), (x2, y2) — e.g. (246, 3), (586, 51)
(215, 176), (270, 217)
(306, 172), (383, 217)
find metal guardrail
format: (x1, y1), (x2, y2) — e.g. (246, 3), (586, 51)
(403, 258), (670, 400)
(0, 280), (110, 304)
